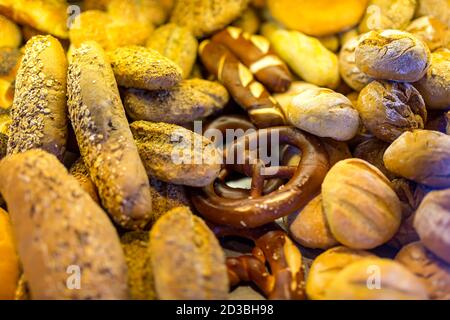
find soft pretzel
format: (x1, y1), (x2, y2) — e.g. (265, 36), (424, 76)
(199, 40), (286, 128)
(7, 36), (68, 160)
(67, 41), (153, 230)
(191, 126), (329, 228)
(213, 225), (305, 300)
(212, 27), (292, 93)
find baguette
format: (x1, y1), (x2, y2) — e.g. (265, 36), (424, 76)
(7, 35), (68, 160)
(0, 150), (128, 299)
(67, 41), (153, 230)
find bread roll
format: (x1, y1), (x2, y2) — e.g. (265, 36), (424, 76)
(69, 11), (153, 51)
(7, 35), (68, 160)
(149, 207), (229, 300)
(169, 0), (248, 38)
(0, 207), (20, 300)
(414, 49), (450, 110)
(67, 41), (153, 230)
(130, 121), (221, 187)
(0, 0), (69, 39)
(108, 46), (182, 91)
(123, 79), (229, 124)
(146, 23), (198, 78)
(286, 85), (360, 141)
(268, 0), (368, 37)
(355, 30), (431, 82)
(0, 14), (22, 48)
(0, 150), (128, 299)
(324, 258), (429, 300)
(414, 188), (450, 264)
(306, 246), (375, 300)
(396, 242), (450, 300)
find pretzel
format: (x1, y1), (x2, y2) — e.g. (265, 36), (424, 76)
(212, 27), (292, 93)
(212, 224), (306, 300)
(199, 40), (287, 129)
(203, 115), (295, 199)
(191, 126), (329, 228)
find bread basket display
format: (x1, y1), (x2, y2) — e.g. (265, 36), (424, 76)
(0, 0), (449, 301)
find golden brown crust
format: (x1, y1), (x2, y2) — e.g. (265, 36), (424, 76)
(359, 0), (416, 33)
(406, 16), (449, 51)
(121, 231), (156, 300)
(67, 41), (153, 230)
(414, 49), (450, 110)
(339, 35), (374, 91)
(0, 14), (22, 48)
(268, 0), (368, 37)
(396, 242), (450, 300)
(355, 30), (431, 82)
(149, 207), (229, 300)
(231, 7), (261, 34)
(7, 35), (68, 160)
(108, 46), (182, 91)
(288, 195), (339, 250)
(322, 159), (402, 249)
(0, 0), (69, 39)
(146, 23), (198, 78)
(383, 130), (450, 187)
(262, 23), (340, 89)
(123, 79), (228, 124)
(170, 0), (249, 38)
(306, 246), (375, 300)
(324, 258), (429, 300)
(414, 189), (450, 264)
(69, 11), (153, 51)
(286, 85), (360, 141)
(0, 150), (129, 299)
(415, 0), (450, 27)
(130, 121), (221, 187)
(107, 0), (167, 27)
(357, 80), (427, 143)
(0, 207), (20, 300)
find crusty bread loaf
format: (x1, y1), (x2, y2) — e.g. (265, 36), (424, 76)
(7, 35), (68, 160)
(67, 41), (153, 230)
(0, 0), (69, 39)
(0, 150), (128, 299)
(0, 207), (20, 300)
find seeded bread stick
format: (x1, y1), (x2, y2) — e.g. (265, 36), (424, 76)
(67, 41), (153, 230)
(7, 35), (68, 160)
(0, 150), (128, 300)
